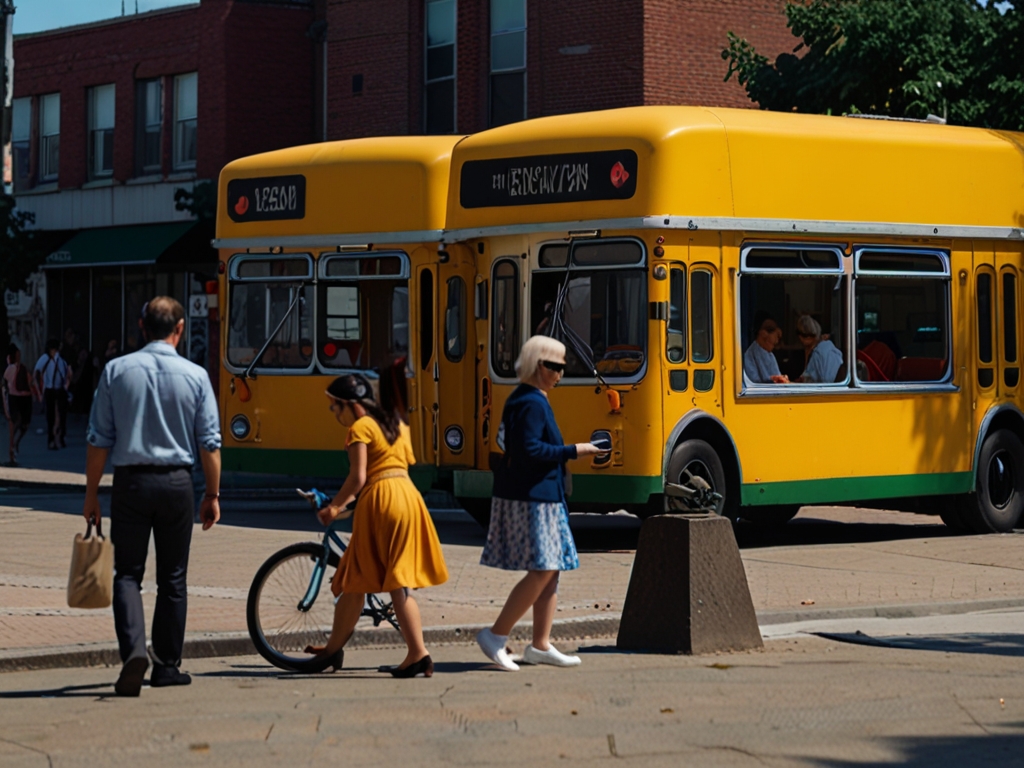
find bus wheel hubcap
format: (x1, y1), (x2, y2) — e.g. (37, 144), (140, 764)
(987, 450), (1015, 509)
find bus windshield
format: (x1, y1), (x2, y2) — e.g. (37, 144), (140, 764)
(532, 240), (646, 379)
(227, 256), (314, 370)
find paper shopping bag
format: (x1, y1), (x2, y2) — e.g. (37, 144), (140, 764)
(67, 520), (114, 609)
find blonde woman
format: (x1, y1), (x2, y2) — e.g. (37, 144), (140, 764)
(476, 336), (605, 671)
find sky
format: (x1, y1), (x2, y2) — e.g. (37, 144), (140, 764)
(12, 0), (196, 36)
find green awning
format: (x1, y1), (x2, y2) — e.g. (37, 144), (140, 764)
(44, 222), (198, 268)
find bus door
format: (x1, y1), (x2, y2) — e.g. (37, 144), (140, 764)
(413, 262), (438, 464)
(435, 243), (478, 465)
(686, 237), (724, 420)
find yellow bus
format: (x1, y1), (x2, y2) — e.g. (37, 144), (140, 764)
(213, 136), (481, 491)
(444, 106), (1024, 534)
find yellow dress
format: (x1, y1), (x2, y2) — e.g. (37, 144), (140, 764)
(332, 416), (448, 595)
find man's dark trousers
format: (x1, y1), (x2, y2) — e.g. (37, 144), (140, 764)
(110, 466), (194, 666)
(43, 388), (67, 445)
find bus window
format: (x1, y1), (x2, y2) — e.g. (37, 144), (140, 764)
(491, 259), (520, 378)
(740, 246), (845, 386)
(316, 253), (410, 370)
(445, 275), (467, 362)
(420, 269), (434, 371)
(1003, 272), (1019, 388)
(531, 240), (646, 379)
(227, 255), (313, 371)
(854, 249), (950, 384)
(691, 269), (713, 364)
(667, 265), (686, 363)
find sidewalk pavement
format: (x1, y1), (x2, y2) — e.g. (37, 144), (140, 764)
(1, 482), (1023, 672)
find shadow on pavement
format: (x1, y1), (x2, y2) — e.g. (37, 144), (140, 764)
(815, 631), (1024, 658)
(808, 730), (1024, 767)
(0, 682), (113, 699)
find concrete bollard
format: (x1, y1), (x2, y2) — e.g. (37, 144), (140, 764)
(616, 514), (763, 654)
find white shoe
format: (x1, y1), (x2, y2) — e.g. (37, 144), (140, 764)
(476, 628), (519, 671)
(521, 644), (582, 667)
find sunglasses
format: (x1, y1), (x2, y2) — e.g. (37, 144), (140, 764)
(797, 332), (816, 339)
(540, 360), (565, 374)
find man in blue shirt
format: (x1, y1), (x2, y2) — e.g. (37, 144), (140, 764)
(83, 297), (222, 697)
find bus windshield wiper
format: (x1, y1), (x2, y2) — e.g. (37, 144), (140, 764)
(244, 285), (304, 380)
(547, 243), (610, 389)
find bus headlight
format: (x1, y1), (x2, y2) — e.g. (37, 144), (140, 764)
(230, 414), (251, 441)
(444, 425), (465, 453)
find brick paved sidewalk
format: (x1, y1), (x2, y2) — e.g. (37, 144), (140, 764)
(2, 489), (1023, 664)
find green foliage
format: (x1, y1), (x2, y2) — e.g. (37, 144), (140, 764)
(723, 0), (1024, 131)
(0, 194), (45, 295)
(174, 180), (217, 221)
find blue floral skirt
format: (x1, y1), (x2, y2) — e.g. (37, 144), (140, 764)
(479, 497), (579, 571)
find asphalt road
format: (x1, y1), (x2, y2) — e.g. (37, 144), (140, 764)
(0, 623), (1022, 767)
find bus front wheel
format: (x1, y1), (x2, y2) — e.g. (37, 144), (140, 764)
(665, 439), (728, 515)
(958, 429), (1024, 534)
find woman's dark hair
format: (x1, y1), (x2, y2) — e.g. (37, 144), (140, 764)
(327, 373), (401, 444)
(377, 356), (409, 425)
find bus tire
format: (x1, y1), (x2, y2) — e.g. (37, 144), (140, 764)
(957, 429), (1024, 534)
(457, 497), (492, 530)
(666, 439), (728, 516)
(935, 496), (970, 533)
(741, 504), (800, 526)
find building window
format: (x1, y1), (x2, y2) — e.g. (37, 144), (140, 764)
(173, 72), (197, 170)
(12, 97), (31, 192)
(490, 0), (525, 127)
(424, 0), (456, 134)
(39, 92), (60, 182)
(88, 84), (115, 179)
(136, 78), (163, 174)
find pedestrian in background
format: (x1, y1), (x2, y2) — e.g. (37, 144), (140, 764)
(309, 373), (448, 678)
(83, 297), (222, 697)
(476, 335), (605, 671)
(3, 344), (34, 466)
(33, 338), (70, 450)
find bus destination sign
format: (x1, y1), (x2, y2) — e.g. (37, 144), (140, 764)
(227, 175), (306, 222)
(460, 149), (638, 209)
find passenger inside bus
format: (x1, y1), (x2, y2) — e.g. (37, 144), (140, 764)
(743, 316), (789, 384)
(795, 314), (844, 383)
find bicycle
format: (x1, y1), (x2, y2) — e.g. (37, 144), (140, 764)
(246, 488), (401, 673)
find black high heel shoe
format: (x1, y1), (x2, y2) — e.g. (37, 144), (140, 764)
(389, 655), (433, 678)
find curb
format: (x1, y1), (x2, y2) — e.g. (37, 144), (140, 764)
(4, 597), (1024, 673)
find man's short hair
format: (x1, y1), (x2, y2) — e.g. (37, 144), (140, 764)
(143, 297), (185, 341)
(45, 338), (60, 353)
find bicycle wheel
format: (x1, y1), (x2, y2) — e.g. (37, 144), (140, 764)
(246, 542), (339, 672)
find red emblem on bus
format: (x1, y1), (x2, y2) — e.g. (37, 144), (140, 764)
(234, 196), (250, 215)
(610, 161), (629, 189)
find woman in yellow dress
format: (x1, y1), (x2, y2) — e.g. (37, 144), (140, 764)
(310, 373), (448, 677)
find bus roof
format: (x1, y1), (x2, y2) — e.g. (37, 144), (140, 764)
(444, 106), (1024, 242)
(215, 135), (464, 249)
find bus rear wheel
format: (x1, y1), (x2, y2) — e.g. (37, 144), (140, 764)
(665, 439), (728, 515)
(957, 429), (1024, 534)
(457, 497), (492, 530)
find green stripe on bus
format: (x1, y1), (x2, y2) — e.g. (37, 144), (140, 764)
(221, 447), (438, 492)
(453, 470), (663, 504)
(740, 471), (974, 506)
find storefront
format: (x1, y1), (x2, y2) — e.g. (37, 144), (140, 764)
(43, 220), (219, 409)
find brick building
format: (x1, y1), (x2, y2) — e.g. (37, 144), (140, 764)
(10, 0), (316, 390)
(320, 0), (793, 139)
(8, 0), (791, 391)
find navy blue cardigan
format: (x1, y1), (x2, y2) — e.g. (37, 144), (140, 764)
(492, 384), (578, 503)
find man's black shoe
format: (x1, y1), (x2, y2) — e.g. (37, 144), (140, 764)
(150, 664), (192, 687)
(114, 656), (149, 697)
